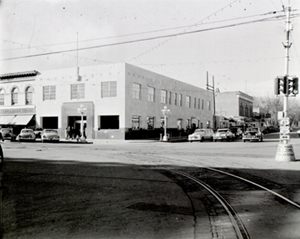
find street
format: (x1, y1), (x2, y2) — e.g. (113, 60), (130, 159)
(1, 134), (300, 238)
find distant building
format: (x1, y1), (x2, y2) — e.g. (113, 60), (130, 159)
(215, 91), (254, 129)
(0, 63), (213, 139)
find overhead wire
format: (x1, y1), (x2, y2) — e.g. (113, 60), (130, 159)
(0, 14), (292, 62)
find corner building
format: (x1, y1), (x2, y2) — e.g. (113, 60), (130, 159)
(0, 63), (213, 140)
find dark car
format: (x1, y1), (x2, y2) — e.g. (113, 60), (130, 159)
(242, 127), (263, 142)
(0, 144), (3, 171)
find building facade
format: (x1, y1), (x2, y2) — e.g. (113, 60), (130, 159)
(215, 91), (254, 129)
(0, 63), (213, 140)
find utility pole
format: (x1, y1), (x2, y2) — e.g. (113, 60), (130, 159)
(206, 72), (216, 129)
(275, 3), (296, 161)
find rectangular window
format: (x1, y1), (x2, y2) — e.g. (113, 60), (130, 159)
(194, 97), (196, 108)
(71, 83), (85, 100)
(174, 93), (177, 105)
(179, 94), (182, 106)
(133, 83), (141, 99)
(207, 100), (211, 111)
(99, 115), (119, 129)
(101, 81), (117, 98)
(147, 117), (155, 129)
(43, 85), (56, 101)
(132, 115), (141, 130)
(177, 119), (182, 130)
(198, 99), (200, 109)
(186, 96), (191, 107)
(161, 90), (167, 104)
(202, 99), (204, 109)
(0, 94), (4, 105)
(148, 86), (155, 102)
(168, 91), (172, 104)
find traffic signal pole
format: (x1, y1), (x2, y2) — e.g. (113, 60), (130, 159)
(275, 4), (296, 161)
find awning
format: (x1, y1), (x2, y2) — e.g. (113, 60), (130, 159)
(0, 115), (15, 125)
(11, 115), (34, 125)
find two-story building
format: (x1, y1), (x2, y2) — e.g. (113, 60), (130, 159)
(0, 63), (213, 140)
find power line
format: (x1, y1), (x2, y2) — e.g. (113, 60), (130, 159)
(0, 14), (292, 62)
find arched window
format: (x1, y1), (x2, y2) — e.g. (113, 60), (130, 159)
(25, 86), (33, 105)
(0, 88), (4, 105)
(239, 103), (244, 116)
(11, 87), (18, 105)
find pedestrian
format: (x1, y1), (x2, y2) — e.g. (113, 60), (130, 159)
(65, 126), (70, 140)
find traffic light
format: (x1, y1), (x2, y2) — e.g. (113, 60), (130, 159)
(274, 77), (287, 95)
(287, 77), (299, 95)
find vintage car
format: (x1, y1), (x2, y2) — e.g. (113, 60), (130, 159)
(16, 129), (36, 142)
(188, 128), (214, 142)
(213, 128), (235, 141)
(0, 127), (16, 141)
(41, 129), (60, 143)
(242, 127), (263, 142)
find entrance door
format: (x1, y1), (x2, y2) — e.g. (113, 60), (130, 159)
(68, 116), (86, 138)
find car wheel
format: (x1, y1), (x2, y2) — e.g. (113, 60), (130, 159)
(261, 137), (263, 142)
(200, 137), (204, 142)
(243, 139), (246, 142)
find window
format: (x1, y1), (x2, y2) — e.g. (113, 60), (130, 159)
(11, 87), (18, 105)
(168, 91), (172, 104)
(179, 94), (182, 106)
(198, 99), (200, 109)
(147, 117), (155, 129)
(174, 93), (178, 105)
(161, 90), (167, 104)
(245, 105), (249, 117)
(25, 86), (33, 105)
(132, 115), (140, 130)
(148, 86), (155, 102)
(43, 85), (56, 101)
(186, 119), (191, 128)
(186, 96), (191, 107)
(71, 83), (85, 100)
(0, 89), (4, 105)
(101, 81), (117, 98)
(240, 103), (244, 116)
(177, 119), (182, 130)
(133, 83), (141, 99)
(99, 115), (119, 129)
(202, 99), (204, 109)
(207, 100), (211, 111)
(194, 97), (196, 108)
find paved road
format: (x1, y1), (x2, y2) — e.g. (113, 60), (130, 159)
(1, 135), (300, 238)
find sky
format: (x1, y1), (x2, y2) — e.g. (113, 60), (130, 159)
(1, 0), (300, 97)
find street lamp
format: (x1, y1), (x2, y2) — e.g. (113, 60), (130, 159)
(161, 106), (170, 141)
(77, 104), (87, 142)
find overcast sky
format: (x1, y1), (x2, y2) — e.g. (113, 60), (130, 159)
(1, 0), (300, 97)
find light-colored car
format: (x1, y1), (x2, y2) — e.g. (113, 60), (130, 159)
(188, 128), (214, 142)
(41, 129), (60, 143)
(242, 127), (263, 142)
(17, 129), (36, 142)
(0, 128), (16, 141)
(213, 128), (235, 141)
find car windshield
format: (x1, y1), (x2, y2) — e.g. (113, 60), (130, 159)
(247, 128), (258, 132)
(45, 130), (58, 133)
(218, 129), (228, 133)
(22, 130), (32, 133)
(195, 129), (205, 133)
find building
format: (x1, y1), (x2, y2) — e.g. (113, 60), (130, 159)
(215, 91), (254, 129)
(0, 63), (213, 140)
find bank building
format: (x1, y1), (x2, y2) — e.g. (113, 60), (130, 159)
(0, 63), (213, 140)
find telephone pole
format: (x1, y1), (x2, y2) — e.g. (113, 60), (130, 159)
(275, 3), (296, 161)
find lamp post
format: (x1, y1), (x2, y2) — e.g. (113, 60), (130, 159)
(161, 106), (170, 141)
(77, 104), (87, 142)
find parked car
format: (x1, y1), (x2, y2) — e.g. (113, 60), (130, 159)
(242, 127), (263, 142)
(41, 129), (60, 143)
(0, 127), (16, 141)
(297, 129), (300, 137)
(0, 144), (3, 171)
(188, 128), (214, 142)
(16, 129), (36, 142)
(213, 128), (235, 141)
